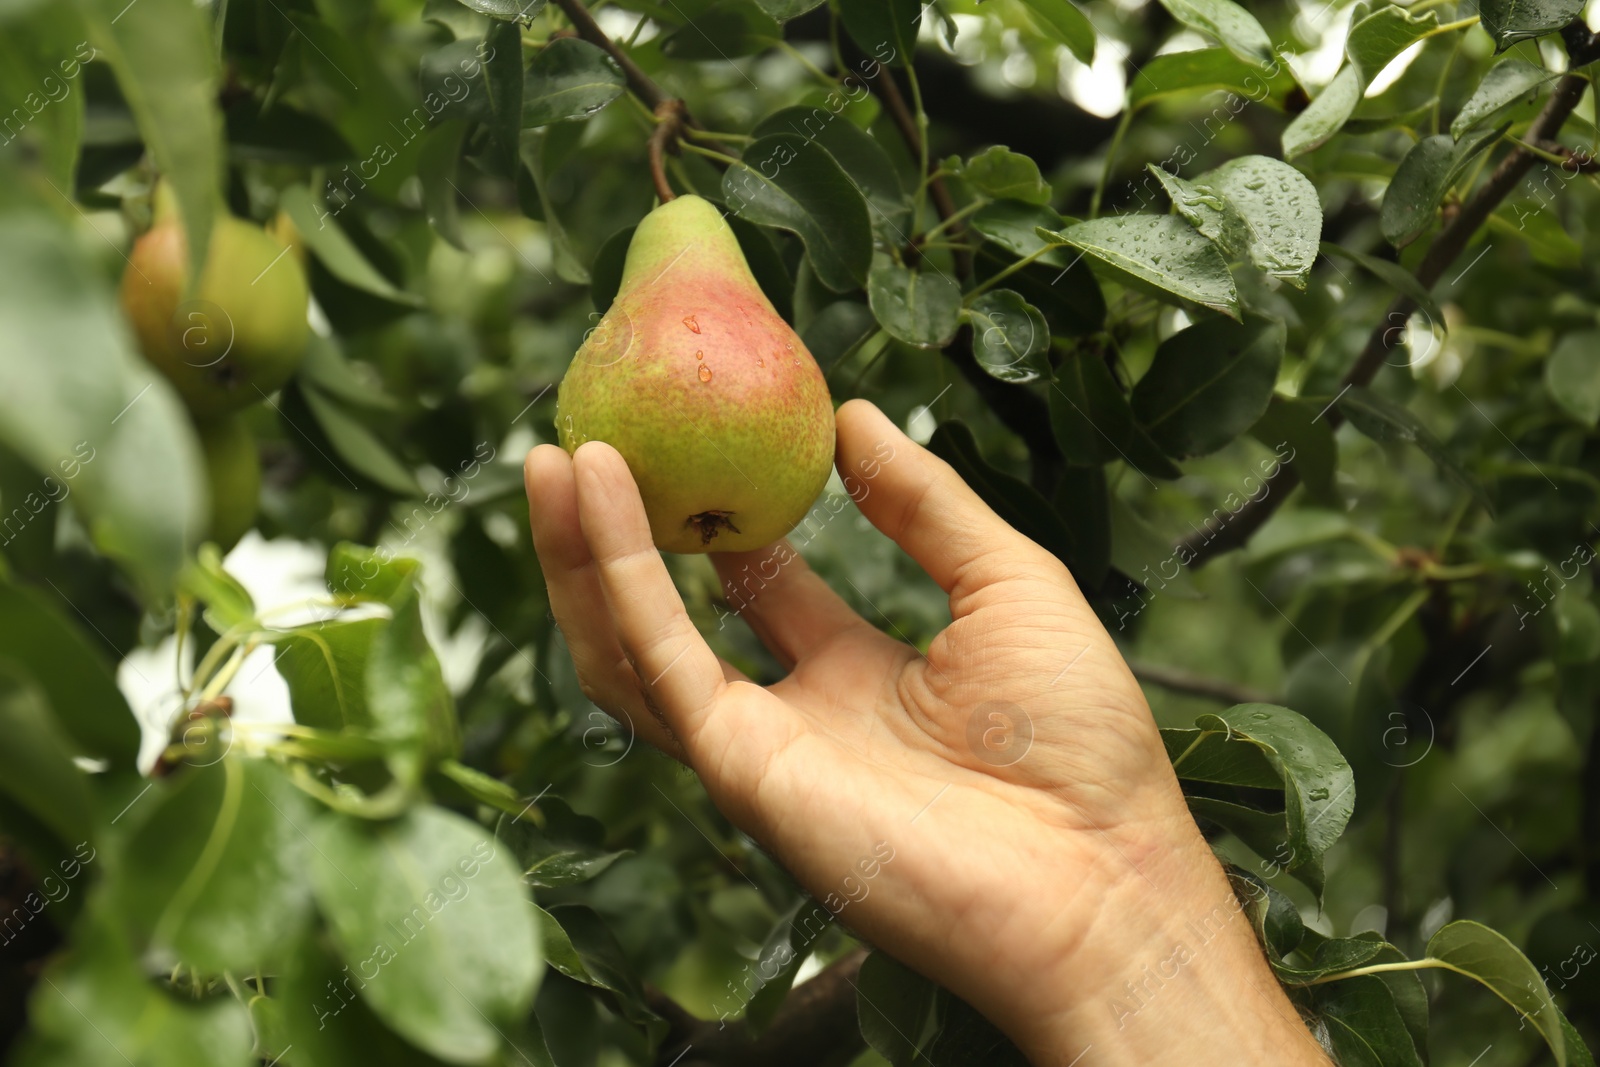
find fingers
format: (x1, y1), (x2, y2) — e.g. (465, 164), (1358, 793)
(834, 399), (1071, 609)
(570, 441), (729, 743)
(523, 445), (680, 756)
(710, 541), (881, 670)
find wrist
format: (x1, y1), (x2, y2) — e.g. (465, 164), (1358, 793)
(1005, 814), (1330, 1067)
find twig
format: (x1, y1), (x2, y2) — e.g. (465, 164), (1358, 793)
(1129, 660), (1278, 706)
(649, 99), (688, 203)
(1176, 69), (1592, 568)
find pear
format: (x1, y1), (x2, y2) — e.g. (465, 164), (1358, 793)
(556, 195), (835, 554)
(120, 205), (310, 419)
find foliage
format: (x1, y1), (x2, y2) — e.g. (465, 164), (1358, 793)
(0, 0), (1598, 1064)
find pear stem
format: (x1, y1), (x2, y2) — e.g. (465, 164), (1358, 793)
(648, 98), (688, 203)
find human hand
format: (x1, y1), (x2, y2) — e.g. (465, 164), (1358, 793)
(524, 399), (1328, 1066)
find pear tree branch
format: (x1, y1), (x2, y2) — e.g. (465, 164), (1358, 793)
(1175, 65), (1594, 569)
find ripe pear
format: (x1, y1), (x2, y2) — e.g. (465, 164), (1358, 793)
(556, 195), (835, 554)
(120, 203), (310, 418)
(196, 415), (261, 551)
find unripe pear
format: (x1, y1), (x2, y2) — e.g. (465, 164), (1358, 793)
(556, 196), (835, 554)
(119, 207), (310, 418)
(196, 416), (261, 551)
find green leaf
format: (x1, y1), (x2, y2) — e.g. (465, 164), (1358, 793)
(308, 806), (543, 1063)
(481, 17), (522, 174)
(416, 120), (469, 250)
(78, 0), (220, 281)
(0, 9), (88, 189)
(0, 669), (95, 851)
(1452, 58), (1555, 138)
(522, 37), (625, 127)
(519, 128), (590, 284)
(1546, 330), (1600, 427)
(1249, 393), (1338, 505)
(927, 420), (1083, 570)
(0, 582), (139, 766)
(1318, 242), (1445, 323)
(278, 185), (424, 305)
(1276, 933), (1388, 983)
(1478, 0), (1583, 51)
(273, 617), (384, 730)
(1131, 318), (1285, 458)
(744, 896), (835, 1029)
(0, 212), (205, 597)
(367, 578), (459, 761)
(534, 903), (598, 986)
(971, 200), (1069, 262)
(968, 289), (1051, 383)
(1050, 215), (1239, 317)
(1428, 920), (1566, 1063)
(1048, 350), (1182, 477)
(756, 0), (827, 19)
(1192, 703), (1355, 889)
(661, 0), (781, 59)
(1316, 974), (1426, 1067)
(1016, 0), (1095, 63)
(1347, 4), (1439, 84)
(1156, 0), (1275, 66)
(495, 798), (630, 888)
(751, 105), (907, 227)
(15, 913), (253, 1067)
(1338, 386), (1491, 509)
(1235, 870), (1305, 958)
(838, 0), (922, 67)
(725, 133), (874, 292)
(961, 145), (1051, 205)
(1380, 126), (1502, 247)
(1129, 47), (1301, 110)
(867, 254), (962, 348)
(299, 384), (420, 496)
(327, 542), (422, 604)
(801, 300), (879, 371)
(117, 758), (314, 973)
(543, 904), (658, 1025)
(1196, 156), (1322, 286)
(279, 926), (463, 1067)
(856, 951), (937, 1067)
(452, 0), (548, 19)
(1163, 728), (1283, 788)
(1283, 64), (1361, 159)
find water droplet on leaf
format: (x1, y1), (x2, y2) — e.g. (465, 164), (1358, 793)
(698, 364), (712, 382)
(683, 315), (701, 334)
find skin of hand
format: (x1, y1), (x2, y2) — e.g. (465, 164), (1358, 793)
(524, 398), (1330, 1067)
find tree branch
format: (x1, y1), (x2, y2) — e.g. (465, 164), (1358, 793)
(648, 947), (869, 1067)
(1176, 68), (1592, 568)
(1129, 660), (1278, 706)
